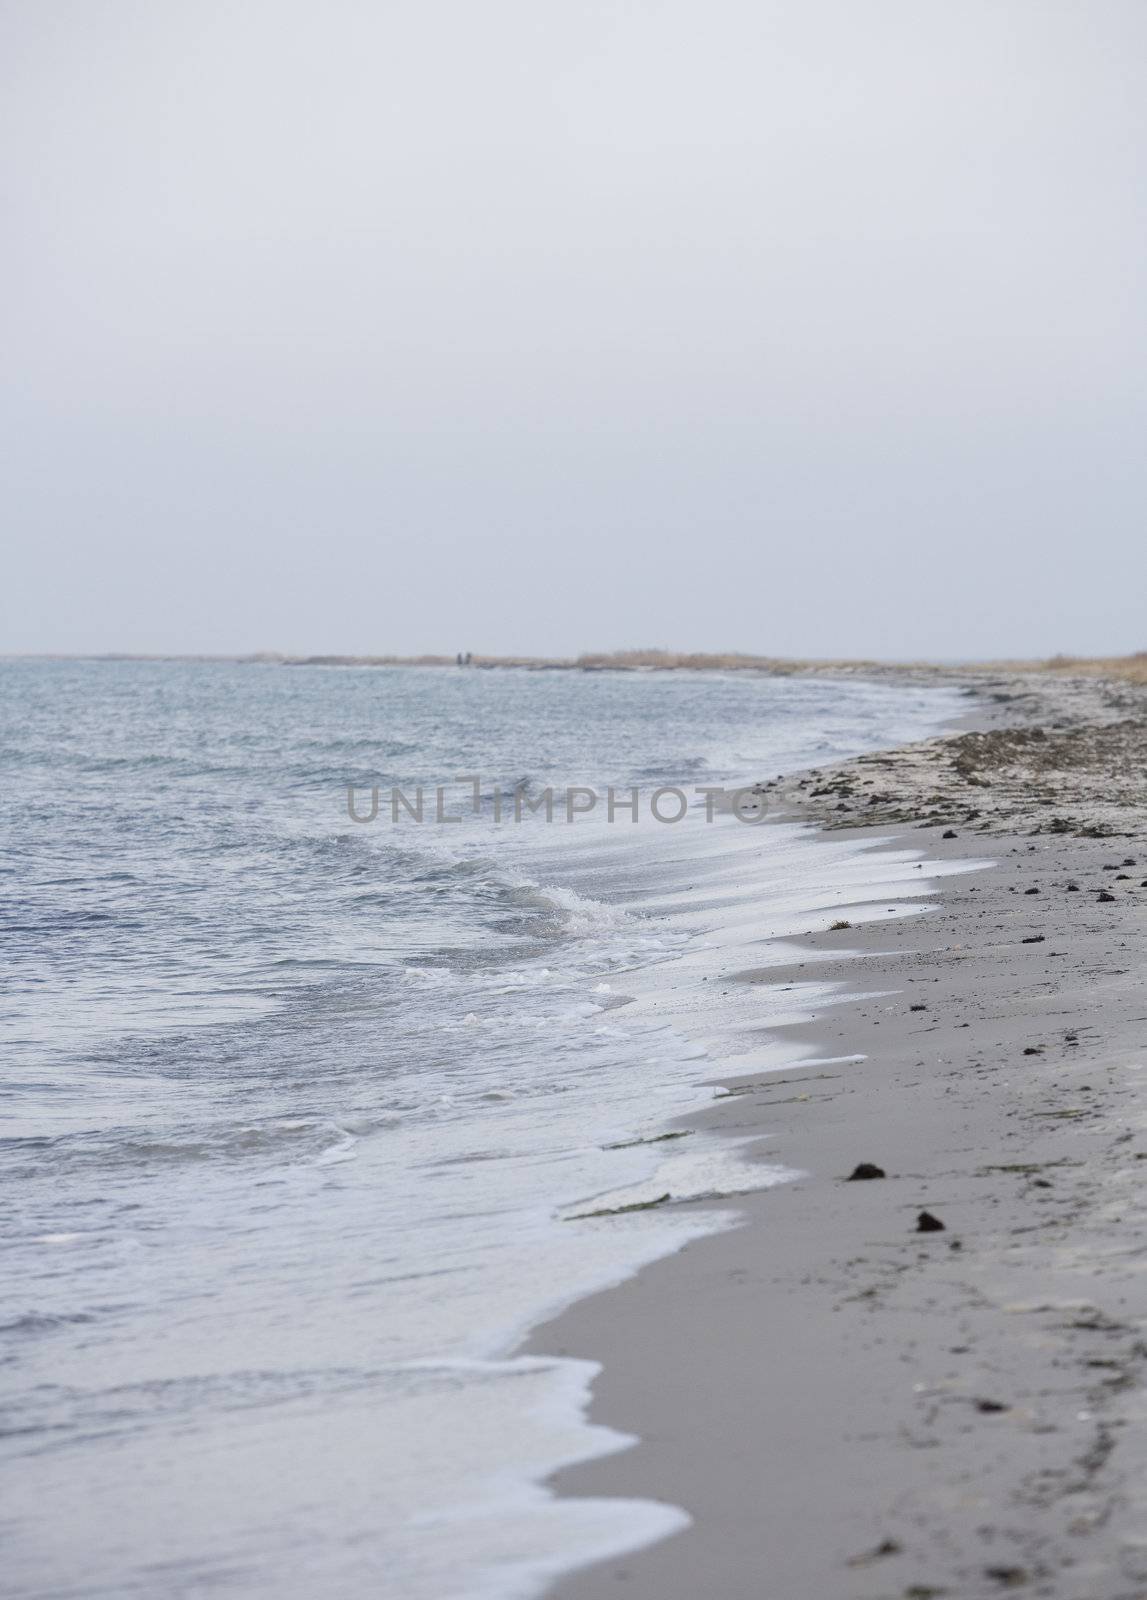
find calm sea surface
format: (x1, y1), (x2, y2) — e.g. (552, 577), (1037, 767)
(1, 661), (964, 1598)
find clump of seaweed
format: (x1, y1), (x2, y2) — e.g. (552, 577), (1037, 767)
(604, 1131), (691, 1151)
(566, 1193), (672, 1220)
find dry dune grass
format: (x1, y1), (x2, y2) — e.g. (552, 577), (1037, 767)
(571, 649), (900, 673)
(1039, 652), (1147, 684)
(574, 649), (795, 671)
(574, 650), (1147, 683)
(969, 653), (1147, 685)
(263, 649), (1147, 682)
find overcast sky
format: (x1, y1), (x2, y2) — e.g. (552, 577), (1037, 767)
(2, 1), (1145, 659)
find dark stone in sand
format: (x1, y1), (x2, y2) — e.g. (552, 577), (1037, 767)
(1066, 883), (1080, 891)
(909, 1003), (927, 1011)
(1024, 886), (1040, 895)
(1117, 874), (1130, 880)
(975, 1398), (1010, 1413)
(1023, 1046), (1043, 1055)
(1098, 891), (1116, 902)
(1021, 935), (1045, 944)
(847, 1162), (886, 1181)
(942, 829), (957, 838)
(1124, 857), (1137, 866)
(916, 1210), (946, 1233)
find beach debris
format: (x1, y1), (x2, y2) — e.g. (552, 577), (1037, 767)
(916, 1210), (946, 1232)
(974, 1398), (1010, 1413)
(910, 1003), (927, 1011)
(980, 1159), (1079, 1175)
(942, 829), (957, 838)
(1066, 882), (1080, 890)
(845, 1537), (902, 1567)
(1097, 891), (1116, 902)
(1024, 886), (1041, 895)
(1021, 935), (1045, 943)
(984, 1567), (1029, 1589)
(847, 1162), (886, 1181)
(604, 1131), (691, 1150)
(829, 919), (852, 930)
(567, 1193), (672, 1220)
(1022, 1046), (1043, 1055)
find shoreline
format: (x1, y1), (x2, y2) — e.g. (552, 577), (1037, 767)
(6, 653), (1146, 690)
(527, 675), (1147, 1599)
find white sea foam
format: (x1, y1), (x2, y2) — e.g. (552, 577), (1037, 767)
(1, 660), (973, 1599)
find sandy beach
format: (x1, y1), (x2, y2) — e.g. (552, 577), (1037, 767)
(9, 3), (1146, 1590)
(531, 672), (1147, 1599)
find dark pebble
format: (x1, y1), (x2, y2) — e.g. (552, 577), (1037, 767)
(916, 1210), (946, 1233)
(847, 1162), (886, 1181)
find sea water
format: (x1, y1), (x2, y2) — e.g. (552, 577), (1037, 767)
(0, 661), (965, 1598)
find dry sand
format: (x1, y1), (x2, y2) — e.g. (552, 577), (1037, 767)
(529, 674), (1147, 1600)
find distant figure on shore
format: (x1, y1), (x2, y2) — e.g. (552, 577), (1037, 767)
(456, 653), (463, 666)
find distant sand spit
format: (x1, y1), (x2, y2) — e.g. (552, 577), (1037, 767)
(8, 649), (1147, 681)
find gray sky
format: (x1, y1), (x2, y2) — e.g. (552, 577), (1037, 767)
(2, 1), (1145, 660)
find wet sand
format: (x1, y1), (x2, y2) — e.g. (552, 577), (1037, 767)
(530, 677), (1147, 1599)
